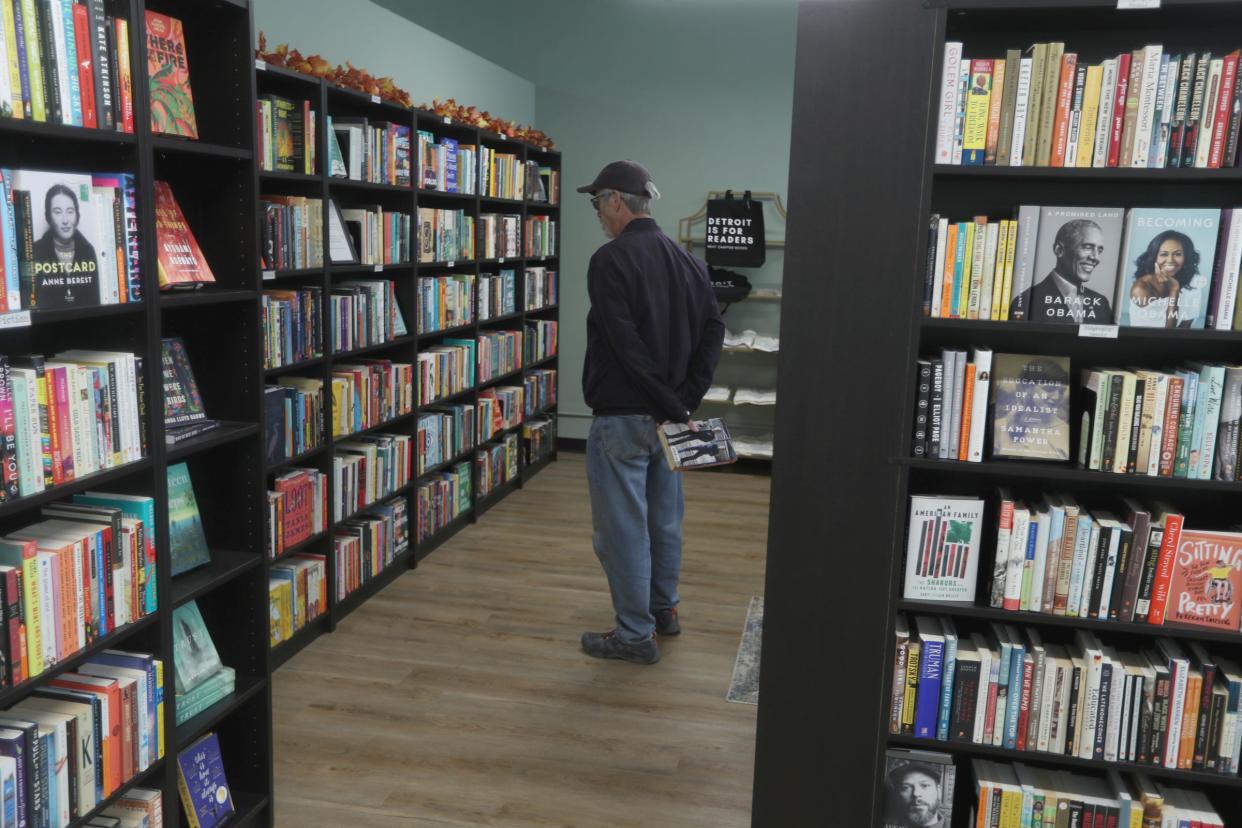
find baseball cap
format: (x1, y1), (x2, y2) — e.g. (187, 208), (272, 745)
(576, 160), (658, 198)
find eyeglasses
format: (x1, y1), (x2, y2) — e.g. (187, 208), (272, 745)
(591, 192), (611, 212)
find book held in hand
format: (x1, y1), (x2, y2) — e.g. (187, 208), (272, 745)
(657, 419), (737, 470)
(903, 495), (984, 602)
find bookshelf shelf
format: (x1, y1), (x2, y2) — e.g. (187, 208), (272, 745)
(417, 446), (477, 479)
(416, 189), (476, 203)
(264, 356), (326, 377)
(414, 511), (472, 562)
(268, 616), (330, 671)
(479, 310), (523, 325)
(14, 303), (145, 324)
(524, 202), (560, 212)
(336, 479), (416, 526)
(151, 136), (253, 161)
(0, 458), (153, 522)
(174, 674), (267, 752)
(171, 550), (263, 610)
(918, 317), (1242, 343)
(330, 336), (415, 361)
(526, 304), (559, 315)
(0, 120), (140, 145)
(328, 263), (414, 275)
(479, 367), (524, 389)
(254, 61), (320, 86)
(418, 321), (476, 341)
(417, 260), (477, 270)
(264, 444), (329, 474)
(526, 354), (559, 370)
(479, 196), (526, 207)
(332, 549), (415, 624)
(258, 170), (322, 184)
(69, 760), (167, 828)
(420, 386), (477, 408)
(328, 178), (412, 195)
(225, 793), (270, 828)
(902, 456), (1242, 493)
(159, 289), (258, 309)
(270, 531), (329, 563)
(932, 163), (1242, 182)
(263, 267), (323, 280)
(166, 421), (260, 461)
(339, 410), (416, 441)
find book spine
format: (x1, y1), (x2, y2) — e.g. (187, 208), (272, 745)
(1109, 52), (1133, 167)
(1120, 49), (1144, 167)
(112, 16), (130, 132)
(57, 0), (79, 126)
(911, 361), (931, 458)
(1148, 515), (1184, 626)
(1209, 53), (1239, 168)
(71, 1), (94, 128)
(1035, 44), (1063, 166)
(1050, 53), (1077, 167)
(1225, 57), (1242, 167)
(18, 0), (44, 122)
(1131, 46), (1162, 168)
(1185, 53), (1211, 167)
(1159, 378), (1183, 477)
(1093, 59), (1118, 168)
(1010, 58), (1034, 167)
(35, 0), (61, 124)
(0, 358), (18, 502)
(85, 0), (110, 129)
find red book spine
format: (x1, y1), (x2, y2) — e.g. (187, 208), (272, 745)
(983, 674), (1000, 744)
(1159, 379), (1183, 477)
(51, 367), (73, 482)
(4, 569), (21, 684)
(1017, 657), (1034, 751)
(1051, 54), (1078, 167)
(1148, 514), (1185, 625)
(1109, 53), (1133, 167)
(114, 19), (134, 133)
(73, 3), (97, 128)
(1209, 52), (1240, 168)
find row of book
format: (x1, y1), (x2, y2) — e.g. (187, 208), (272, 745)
(480, 148), (523, 200)
(0, 350), (146, 502)
(525, 215), (557, 259)
(418, 272), (473, 333)
(1, 168), (140, 310)
(260, 196), (322, 272)
(85, 788), (161, 828)
(478, 386), (523, 443)
(416, 208), (474, 263)
(415, 461), (470, 542)
(905, 490), (1242, 632)
(331, 433), (411, 523)
(0, 0), (138, 133)
(526, 162), (559, 205)
(418, 340), (475, 405)
(331, 359), (415, 439)
(524, 416), (555, 465)
(477, 213), (520, 260)
(476, 433), (519, 498)
(525, 266), (557, 311)
(478, 330), (521, 382)
(892, 614), (1242, 776)
(257, 94), (316, 175)
(263, 378), (325, 465)
(334, 495), (408, 601)
(923, 205), (1242, 329)
(524, 320), (557, 364)
(268, 554), (326, 647)
(416, 404), (473, 475)
(329, 116), (411, 187)
(261, 287), (323, 370)
(937, 41), (1242, 170)
(327, 279), (409, 354)
(0, 649), (164, 827)
(416, 130), (477, 194)
(266, 467), (327, 558)
(524, 369), (556, 416)
(338, 205), (411, 266)
(478, 269), (515, 321)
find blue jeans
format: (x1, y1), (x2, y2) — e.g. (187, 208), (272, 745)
(586, 415), (684, 644)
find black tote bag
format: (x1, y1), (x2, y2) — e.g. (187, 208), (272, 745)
(704, 190), (765, 268)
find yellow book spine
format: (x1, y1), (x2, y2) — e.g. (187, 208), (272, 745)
(19, 0), (43, 122)
(968, 218), (987, 319)
(2, 1), (22, 119)
(155, 659), (165, 760)
(901, 644), (920, 731)
(1078, 64), (1104, 167)
(1000, 789), (1021, 828)
(1000, 219), (1017, 320)
(958, 220), (976, 315)
(21, 556), (41, 677)
(963, 65), (992, 162)
(990, 220), (1009, 318)
(177, 770), (203, 828)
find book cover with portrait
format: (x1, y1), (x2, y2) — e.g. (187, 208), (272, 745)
(1116, 207), (1221, 328)
(1165, 528), (1242, 632)
(990, 353), (1071, 461)
(883, 748), (955, 828)
(1021, 206), (1124, 324)
(11, 169), (104, 309)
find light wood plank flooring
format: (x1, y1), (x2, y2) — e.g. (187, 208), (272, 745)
(271, 452), (769, 827)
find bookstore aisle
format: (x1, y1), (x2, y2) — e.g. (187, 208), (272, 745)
(268, 453), (768, 828)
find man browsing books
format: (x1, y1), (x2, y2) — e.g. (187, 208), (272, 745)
(578, 160), (724, 665)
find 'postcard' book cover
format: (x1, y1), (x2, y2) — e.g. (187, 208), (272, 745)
(1164, 528), (1242, 632)
(990, 353), (1072, 461)
(11, 169), (103, 310)
(903, 495), (984, 602)
(145, 11), (198, 139)
(1021, 206), (1124, 324)
(1116, 207), (1221, 328)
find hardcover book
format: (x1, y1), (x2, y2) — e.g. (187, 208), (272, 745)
(175, 732), (233, 828)
(657, 419), (737, 470)
(882, 748), (955, 828)
(991, 353), (1072, 461)
(1116, 207), (1221, 328)
(166, 461), (210, 576)
(1020, 206), (1124, 324)
(11, 169), (103, 309)
(145, 11), (198, 138)
(172, 601), (223, 693)
(161, 337), (211, 426)
(154, 182), (214, 289)
(903, 495), (984, 602)
(1164, 529), (1242, 632)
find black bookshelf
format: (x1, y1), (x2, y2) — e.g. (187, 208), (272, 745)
(757, 1), (1242, 826)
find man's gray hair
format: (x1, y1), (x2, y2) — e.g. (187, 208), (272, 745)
(602, 182), (660, 216)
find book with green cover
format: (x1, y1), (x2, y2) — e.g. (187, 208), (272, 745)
(167, 461), (210, 576)
(326, 116), (347, 178)
(172, 601), (223, 694)
(175, 665), (235, 725)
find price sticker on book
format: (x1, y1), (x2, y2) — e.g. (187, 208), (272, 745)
(373, 264), (383, 272)
(446, 261), (455, 267)
(0, 311), (31, 330)
(498, 257), (505, 263)
(443, 116), (452, 125)
(262, 270), (275, 281)
(1079, 324), (1119, 339)
(1117, 0), (1159, 7)
(255, 59), (267, 71)
(370, 95), (381, 104)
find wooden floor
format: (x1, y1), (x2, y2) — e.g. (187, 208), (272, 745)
(271, 452), (770, 828)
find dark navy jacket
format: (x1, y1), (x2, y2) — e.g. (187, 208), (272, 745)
(583, 217), (724, 423)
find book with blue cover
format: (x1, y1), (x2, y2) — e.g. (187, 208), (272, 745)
(1116, 207), (1222, 328)
(176, 732), (233, 828)
(166, 462), (209, 576)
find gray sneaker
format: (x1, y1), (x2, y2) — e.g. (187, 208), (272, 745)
(581, 630), (660, 665)
(654, 608), (681, 636)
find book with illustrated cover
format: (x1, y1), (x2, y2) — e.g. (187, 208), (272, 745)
(1116, 208), (1221, 328)
(882, 748), (955, 828)
(1019, 206), (1124, 324)
(154, 181), (213, 289)
(176, 732), (233, 828)
(172, 601), (222, 693)
(162, 337), (219, 445)
(990, 353), (1072, 461)
(167, 461), (210, 576)
(657, 419), (737, 470)
(1164, 529), (1242, 632)
(902, 495), (984, 602)
(144, 10), (197, 138)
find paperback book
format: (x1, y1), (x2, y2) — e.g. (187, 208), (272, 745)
(903, 495), (985, 602)
(176, 732), (233, 828)
(657, 419), (737, 470)
(1164, 529), (1242, 632)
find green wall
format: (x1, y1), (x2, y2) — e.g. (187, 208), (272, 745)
(251, 0), (536, 124)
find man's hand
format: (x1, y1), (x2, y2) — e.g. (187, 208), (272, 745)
(658, 418), (699, 432)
